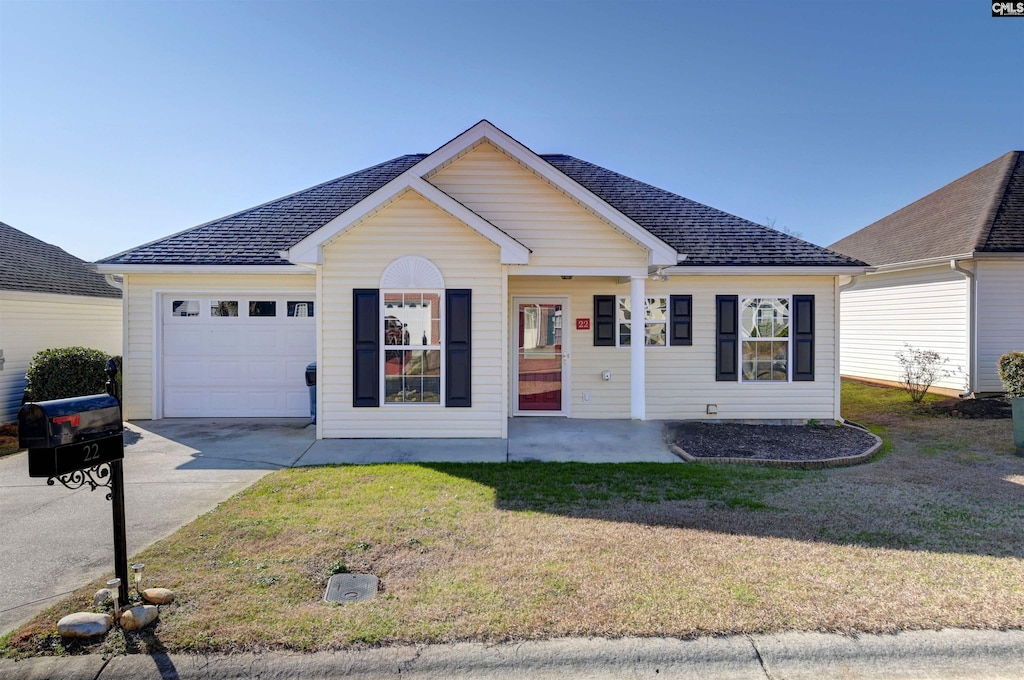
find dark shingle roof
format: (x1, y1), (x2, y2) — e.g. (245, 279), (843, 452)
(99, 151), (863, 268)
(98, 155), (426, 266)
(829, 151), (1024, 266)
(542, 155), (862, 266)
(0, 222), (121, 298)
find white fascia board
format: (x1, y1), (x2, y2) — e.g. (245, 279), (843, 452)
(509, 266), (647, 277)
(284, 171), (530, 265)
(664, 266), (870, 276)
(93, 264), (313, 275)
(408, 120), (678, 267)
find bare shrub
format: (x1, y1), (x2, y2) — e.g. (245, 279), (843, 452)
(895, 344), (954, 403)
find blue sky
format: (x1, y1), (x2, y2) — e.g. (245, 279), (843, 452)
(1, 0), (1021, 262)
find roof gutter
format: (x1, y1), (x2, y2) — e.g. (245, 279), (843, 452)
(867, 253), (975, 274)
(93, 264), (314, 275)
(662, 265), (869, 276)
(950, 258), (976, 397)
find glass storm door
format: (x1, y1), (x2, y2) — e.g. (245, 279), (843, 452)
(516, 301), (566, 412)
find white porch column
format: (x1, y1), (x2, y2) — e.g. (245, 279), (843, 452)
(630, 275), (646, 420)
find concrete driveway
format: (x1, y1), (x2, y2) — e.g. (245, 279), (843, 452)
(0, 418), (315, 634)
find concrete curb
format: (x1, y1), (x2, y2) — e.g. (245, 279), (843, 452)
(3, 629), (1024, 679)
(671, 424), (883, 469)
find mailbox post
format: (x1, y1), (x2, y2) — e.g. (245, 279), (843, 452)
(18, 360), (130, 604)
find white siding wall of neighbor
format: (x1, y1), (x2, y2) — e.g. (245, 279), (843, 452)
(121, 273), (315, 420)
(0, 291), (122, 424)
(510, 275), (839, 422)
(840, 265), (969, 393)
(975, 258), (1024, 393)
(320, 191), (505, 439)
(427, 141), (649, 269)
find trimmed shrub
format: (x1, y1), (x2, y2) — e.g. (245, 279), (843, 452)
(24, 347), (121, 403)
(998, 351), (1024, 399)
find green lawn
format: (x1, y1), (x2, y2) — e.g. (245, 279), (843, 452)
(4, 379), (1021, 657)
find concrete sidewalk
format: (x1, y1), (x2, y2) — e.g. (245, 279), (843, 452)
(2, 629), (1023, 679)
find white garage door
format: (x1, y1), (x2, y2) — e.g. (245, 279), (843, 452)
(162, 295), (316, 417)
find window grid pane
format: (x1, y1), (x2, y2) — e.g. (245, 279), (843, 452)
(741, 297), (790, 381)
(383, 291), (443, 404)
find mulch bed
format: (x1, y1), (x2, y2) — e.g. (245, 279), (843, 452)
(925, 396), (1012, 419)
(675, 422), (880, 463)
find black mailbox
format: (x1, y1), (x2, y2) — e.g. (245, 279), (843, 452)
(19, 394), (124, 478)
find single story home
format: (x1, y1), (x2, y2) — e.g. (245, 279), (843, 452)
(830, 150), (1023, 396)
(0, 222), (123, 424)
(96, 121), (865, 439)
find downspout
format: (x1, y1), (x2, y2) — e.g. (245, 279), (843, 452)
(104, 274), (123, 291)
(950, 258), (976, 397)
(834, 275), (859, 423)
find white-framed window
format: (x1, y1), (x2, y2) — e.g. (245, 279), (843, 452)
(383, 291), (442, 404)
(616, 296), (668, 347)
(740, 296), (790, 382)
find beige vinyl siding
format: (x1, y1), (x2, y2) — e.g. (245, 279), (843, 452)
(840, 265), (968, 392)
(121, 273), (315, 420)
(509, 275), (838, 421)
(427, 142), (648, 269)
(645, 276), (838, 421)
(0, 291), (122, 424)
(321, 191), (505, 438)
(975, 258), (1024, 393)
(509, 277), (631, 419)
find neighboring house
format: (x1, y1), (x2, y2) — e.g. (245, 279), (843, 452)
(0, 222), (123, 423)
(830, 151), (1024, 396)
(95, 121), (865, 439)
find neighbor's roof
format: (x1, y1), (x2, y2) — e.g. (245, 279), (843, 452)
(829, 151), (1024, 266)
(0, 222), (121, 298)
(98, 153), (863, 268)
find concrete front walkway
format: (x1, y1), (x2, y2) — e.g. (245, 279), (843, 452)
(294, 417), (681, 465)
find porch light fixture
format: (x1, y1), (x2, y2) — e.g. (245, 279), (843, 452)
(650, 268), (669, 282)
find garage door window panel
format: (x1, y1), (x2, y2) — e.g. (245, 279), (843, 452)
(248, 301), (277, 317)
(211, 301), (238, 317)
(288, 301), (314, 317)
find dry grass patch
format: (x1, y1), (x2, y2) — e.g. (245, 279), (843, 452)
(4, 380), (1024, 657)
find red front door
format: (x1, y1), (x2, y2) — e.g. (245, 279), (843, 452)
(517, 302), (563, 411)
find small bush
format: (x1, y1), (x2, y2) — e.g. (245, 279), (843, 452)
(895, 343), (954, 403)
(24, 347), (120, 403)
(998, 352), (1024, 399)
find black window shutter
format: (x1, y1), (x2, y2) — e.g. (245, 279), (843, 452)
(792, 295), (815, 381)
(669, 295), (693, 346)
(352, 289), (380, 407)
(593, 295), (615, 346)
(716, 295), (738, 381)
(446, 289), (472, 407)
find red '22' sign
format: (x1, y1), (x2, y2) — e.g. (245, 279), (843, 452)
(576, 318), (591, 331)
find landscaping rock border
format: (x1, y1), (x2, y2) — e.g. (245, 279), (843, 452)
(671, 422), (883, 469)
